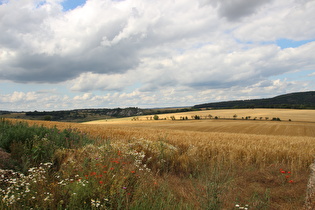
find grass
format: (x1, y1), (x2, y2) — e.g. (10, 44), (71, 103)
(1, 108), (315, 209)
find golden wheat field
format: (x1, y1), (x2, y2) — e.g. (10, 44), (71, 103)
(7, 108), (315, 209)
(20, 108), (315, 171)
(83, 108), (315, 137)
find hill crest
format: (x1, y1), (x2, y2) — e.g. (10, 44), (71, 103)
(193, 91), (315, 109)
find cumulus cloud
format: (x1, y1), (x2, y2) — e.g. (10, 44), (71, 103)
(0, 0), (218, 83)
(233, 0), (315, 41)
(214, 0), (273, 21)
(0, 0), (314, 110)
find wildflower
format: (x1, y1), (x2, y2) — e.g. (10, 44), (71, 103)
(99, 181), (104, 184)
(289, 180), (294, 183)
(91, 199), (101, 208)
(131, 171), (135, 173)
(122, 187), (127, 189)
(281, 170), (286, 174)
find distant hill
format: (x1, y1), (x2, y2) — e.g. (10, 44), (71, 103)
(193, 91), (315, 109)
(0, 107), (198, 122)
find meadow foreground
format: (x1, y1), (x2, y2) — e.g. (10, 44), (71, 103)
(1, 109), (315, 209)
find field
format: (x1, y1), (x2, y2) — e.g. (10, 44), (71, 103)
(83, 108), (315, 137)
(1, 108), (315, 209)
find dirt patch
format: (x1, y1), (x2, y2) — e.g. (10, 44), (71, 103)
(0, 148), (13, 169)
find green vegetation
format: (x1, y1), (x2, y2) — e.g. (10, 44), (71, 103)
(194, 91), (315, 109)
(1, 107), (201, 122)
(0, 118), (93, 171)
(0, 118), (232, 209)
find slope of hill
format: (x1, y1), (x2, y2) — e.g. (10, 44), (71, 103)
(193, 91), (315, 109)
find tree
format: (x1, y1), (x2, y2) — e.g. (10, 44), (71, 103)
(43, 115), (52, 121)
(194, 115), (200, 120)
(233, 114), (237, 120)
(153, 115), (159, 120)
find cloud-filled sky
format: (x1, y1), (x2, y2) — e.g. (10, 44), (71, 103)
(0, 0), (314, 111)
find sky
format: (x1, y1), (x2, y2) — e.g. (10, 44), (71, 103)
(0, 0), (315, 111)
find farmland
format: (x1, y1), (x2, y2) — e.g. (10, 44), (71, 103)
(1, 108), (315, 209)
(83, 108), (315, 137)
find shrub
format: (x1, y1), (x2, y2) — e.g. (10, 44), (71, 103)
(194, 115), (200, 120)
(272, 117), (281, 121)
(0, 118), (93, 172)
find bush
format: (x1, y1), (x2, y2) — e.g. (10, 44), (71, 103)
(194, 115), (200, 120)
(153, 115), (159, 120)
(271, 117), (281, 121)
(0, 118), (93, 172)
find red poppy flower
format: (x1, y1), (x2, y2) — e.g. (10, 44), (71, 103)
(289, 180), (294, 183)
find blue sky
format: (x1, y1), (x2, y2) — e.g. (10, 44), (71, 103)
(62, 0), (86, 11)
(0, 0), (314, 111)
(276, 39), (315, 49)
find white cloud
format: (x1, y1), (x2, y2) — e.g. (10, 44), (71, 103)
(233, 0), (315, 42)
(0, 0), (314, 110)
(0, 91), (37, 103)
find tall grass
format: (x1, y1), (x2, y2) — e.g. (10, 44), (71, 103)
(0, 118), (93, 172)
